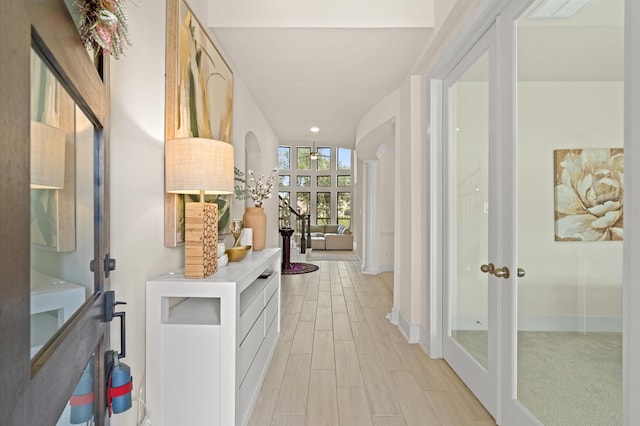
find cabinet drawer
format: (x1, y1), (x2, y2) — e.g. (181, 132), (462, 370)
(239, 274), (277, 342)
(265, 288), (279, 332)
(264, 273), (279, 301)
(238, 294), (263, 343)
(238, 310), (265, 385)
(238, 315), (279, 425)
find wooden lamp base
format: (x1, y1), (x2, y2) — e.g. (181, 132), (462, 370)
(184, 201), (218, 278)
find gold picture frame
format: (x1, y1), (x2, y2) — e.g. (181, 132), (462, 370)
(165, 0), (234, 247)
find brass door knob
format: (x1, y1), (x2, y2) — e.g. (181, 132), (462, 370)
(480, 263), (495, 274)
(493, 267), (510, 279)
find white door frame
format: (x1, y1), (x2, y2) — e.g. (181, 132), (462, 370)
(428, 0), (639, 424)
(623, 0), (640, 424)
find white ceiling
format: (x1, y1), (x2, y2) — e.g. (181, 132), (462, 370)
(207, 0), (434, 146)
(204, 0), (624, 147)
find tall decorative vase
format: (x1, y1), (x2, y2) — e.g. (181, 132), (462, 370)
(243, 207), (266, 250)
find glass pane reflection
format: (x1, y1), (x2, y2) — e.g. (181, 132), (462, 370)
(30, 49), (94, 359)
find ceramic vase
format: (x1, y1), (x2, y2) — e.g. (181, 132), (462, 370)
(243, 207), (266, 250)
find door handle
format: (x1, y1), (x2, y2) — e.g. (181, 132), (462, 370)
(105, 291), (127, 358)
(481, 264), (523, 279)
(493, 266), (510, 279)
(480, 263), (495, 274)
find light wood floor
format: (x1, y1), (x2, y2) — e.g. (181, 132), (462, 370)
(249, 260), (496, 426)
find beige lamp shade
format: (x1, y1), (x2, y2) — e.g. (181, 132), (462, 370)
(166, 137), (234, 195)
(31, 121), (66, 189)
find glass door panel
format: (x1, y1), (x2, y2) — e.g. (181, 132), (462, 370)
(30, 49), (95, 359)
(443, 24), (496, 416)
(515, 1), (624, 424)
(450, 51), (490, 369)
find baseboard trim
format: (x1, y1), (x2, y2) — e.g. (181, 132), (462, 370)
(392, 308), (422, 344)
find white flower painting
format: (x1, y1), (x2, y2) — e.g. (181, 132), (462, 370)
(554, 148), (624, 241)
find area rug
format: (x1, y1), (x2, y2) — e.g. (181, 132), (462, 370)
(306, 250), (357, 261)
(282, 262), (319, 275)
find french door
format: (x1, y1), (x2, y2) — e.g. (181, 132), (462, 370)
(442, 22), (498, 417)
(1, 0), (113, 424)
(442, 1), (625, 425)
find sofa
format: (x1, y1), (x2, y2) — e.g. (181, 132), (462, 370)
(309, 224), (353, 251)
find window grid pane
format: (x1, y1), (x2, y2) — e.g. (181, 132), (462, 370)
(337, 147), (351, 170)
(337, 175), (351, 187)
(297, 147), (311, 170)
(279, 146), (291, 170)
(279, 175), (290, 187)
(296, 192), (310, 215)
(317, 147), (331, 170)
(317, 176), (331, 187)
(297, 176), (311, 187)
(317, 192), (331, 225)
(337, 192), (351, 227)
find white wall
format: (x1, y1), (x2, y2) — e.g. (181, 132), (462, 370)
(109, 1), (280, 424)
(232, 78), (281, 249)
(109, 2), (178, 424)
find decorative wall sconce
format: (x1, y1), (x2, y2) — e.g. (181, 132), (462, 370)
(166, 137), (234, 278)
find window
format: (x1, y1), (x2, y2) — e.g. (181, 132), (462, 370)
(337, 192), (351, 227)
(337, 147), (351, 170)
(278, 146), (291, 170)
(278, 145), (352, 227)
(279, 191), (290, 201)
(317, 193), (331, 224)
(297, 147), (311, 170)
(317, 147), (331, 170)
(337, 175), (351, 187)
(297, 176), (311, 187)
(296, 192), (310, 215)
(317, 176), (331, 187)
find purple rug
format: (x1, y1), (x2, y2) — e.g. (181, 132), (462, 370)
(282, 262), (319, 275)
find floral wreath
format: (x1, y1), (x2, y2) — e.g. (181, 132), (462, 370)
(76, 0), (130, 58)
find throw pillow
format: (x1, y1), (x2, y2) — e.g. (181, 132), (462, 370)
(337, 224), (345, 234)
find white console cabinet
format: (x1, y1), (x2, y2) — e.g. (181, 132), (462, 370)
(146, 248), (281, 426)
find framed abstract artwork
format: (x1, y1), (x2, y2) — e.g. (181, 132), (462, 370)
(554, 148), (624, 241)
(165, 0), (234, 247)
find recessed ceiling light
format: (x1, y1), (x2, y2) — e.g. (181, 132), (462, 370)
(310, 126), (320, 133)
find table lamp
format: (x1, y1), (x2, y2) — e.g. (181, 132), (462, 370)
(166, 137), (234, 278)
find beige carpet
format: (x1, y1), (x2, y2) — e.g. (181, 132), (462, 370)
(454, 330), (622, 425)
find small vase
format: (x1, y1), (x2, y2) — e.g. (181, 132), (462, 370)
(243, 207), (266, 250)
